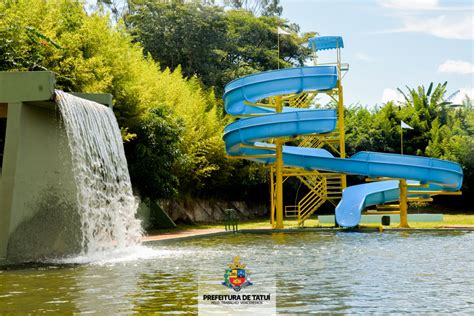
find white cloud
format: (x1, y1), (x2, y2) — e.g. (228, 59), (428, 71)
(438, 59), (474, 74)
(379, 0), (439, 11)
(452, 87), (474, 104)
(386, 15), (474, 40)
(381, 88), (404, 103)
(378, 0), (471, 11)
(355, 53), (375, 62)
(377, 0), (474, 40)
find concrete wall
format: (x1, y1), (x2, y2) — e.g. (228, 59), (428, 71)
(159, 199), (268, 224)
(0, 102), (82, 261)
(0, 71), (113, 262)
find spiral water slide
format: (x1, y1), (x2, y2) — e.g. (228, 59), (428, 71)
(223, 66), (463, 227)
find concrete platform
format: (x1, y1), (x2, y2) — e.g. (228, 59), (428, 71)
(142, 224), (474, 245)
(318, 213), (443, 224)
(143, 229), (228, 242)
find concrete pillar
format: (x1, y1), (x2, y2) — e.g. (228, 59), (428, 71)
(0, 71), (113, 261)
(0, 102), (22, 259)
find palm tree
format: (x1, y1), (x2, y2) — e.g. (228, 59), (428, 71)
(395, 82), (454, 155)
(397, 82), (452, 125)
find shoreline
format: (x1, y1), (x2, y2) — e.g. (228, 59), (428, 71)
(143, 224), (474, 243)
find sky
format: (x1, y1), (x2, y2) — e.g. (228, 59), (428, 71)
(280, 0), (474, 107)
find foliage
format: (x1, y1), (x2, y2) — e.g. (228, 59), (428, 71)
(424, 97), (474, 196)
(219, 10), (313, 87)
(95, 0), (130, 21)
(396, 82), (451, 155)
(126, 1), (228, 89)
(1, 0), (471, 211)
(345, 84), (473, 204)
(345, 103), (399, 155)
(126, 1), (313, 92)
(224, 0), (283, 16)
(0, 0), (235, 200)
(126, 106), (183, 199)
(148, 67), (229, 196)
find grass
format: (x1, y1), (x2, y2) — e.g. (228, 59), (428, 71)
(146, 214), (474, 235)
(401, 214), (474, 228)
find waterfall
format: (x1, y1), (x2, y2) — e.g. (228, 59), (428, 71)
(55, 91), (142, 254)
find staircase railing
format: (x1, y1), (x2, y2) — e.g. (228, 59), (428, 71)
(297, 176), (327, 225)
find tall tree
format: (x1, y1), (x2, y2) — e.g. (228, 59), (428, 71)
(224, 0), (283, 16)
(126, 1), (227, 89)
(0, 0), (238, 201)
(396, 82), (451, 155)
(219, 10), (313, 86)
(345, 86), (473, 206)
(424, 97), (474, 199)
(95, 0), (130, 21)
(126, 2), (313, 92)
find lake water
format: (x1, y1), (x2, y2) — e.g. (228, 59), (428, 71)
(1, 231), (473, 314)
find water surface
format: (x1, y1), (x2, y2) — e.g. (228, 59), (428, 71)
(1, 231), (473, 314)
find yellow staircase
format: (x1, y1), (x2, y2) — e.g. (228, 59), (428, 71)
(231, 39), (347, 229)
(283, 171), (344, 225)
(325, 174), (343, 206)
(296, 176), (327, 225)
(279, 90), (345, 226)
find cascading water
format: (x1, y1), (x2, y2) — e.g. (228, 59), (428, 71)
(55, 91), (142, 255)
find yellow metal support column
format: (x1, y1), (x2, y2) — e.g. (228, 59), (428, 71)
(270, 166), (275, 227)
(337, 80), (347, 189)
(275, 96), (284, 229)
(399, 179), (409, 228)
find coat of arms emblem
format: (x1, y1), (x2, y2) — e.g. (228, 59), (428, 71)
(222, 256), (252, 291)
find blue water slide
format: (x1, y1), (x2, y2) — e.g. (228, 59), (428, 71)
(335, 181), (445, 227)
(224, 66), (338, 115)
(224, 110), (337, 154)
(335, 180), (400, 227)
(223, 66), (463, 227)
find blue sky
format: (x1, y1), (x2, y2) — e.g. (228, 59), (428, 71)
(280, 0), (473, 107)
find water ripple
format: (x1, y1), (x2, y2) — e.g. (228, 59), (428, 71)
(0, 231), (472, 314)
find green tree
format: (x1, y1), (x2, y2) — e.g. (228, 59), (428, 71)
(0, 0), (230, 200)
(396, 82), (451, 155)
(345, 86), (473, 207)
(126, 2), (313, 92)
(126, 1), (227, 89)
(425, 97), (474, 198)
(219, 10), (313, 87)
(152, 67), (228, 196)
(224, 0), (283, 16)
(126, 106), (183, 199)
